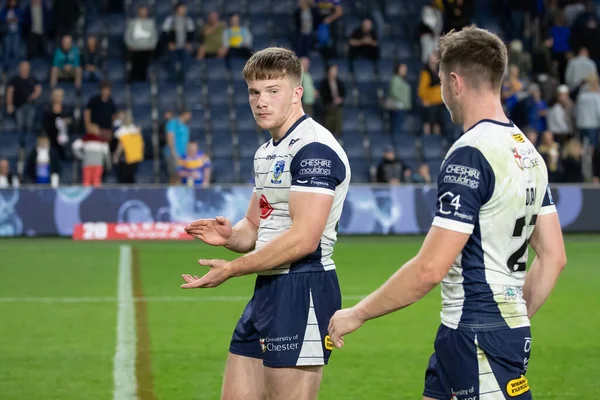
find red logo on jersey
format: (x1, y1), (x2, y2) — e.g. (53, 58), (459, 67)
(259, 194), (274, 219)
(512, 147), (524, 170)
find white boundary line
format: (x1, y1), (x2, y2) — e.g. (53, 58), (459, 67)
(0, 295), (367, 304)
(113, 245), (137, 400)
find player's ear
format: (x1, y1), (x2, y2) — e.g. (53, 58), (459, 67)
(293, 85), (304, 104)
(449, 72), (461, 95)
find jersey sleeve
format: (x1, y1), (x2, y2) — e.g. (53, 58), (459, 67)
(431, 145), (495, 235)
(539, 184), (557, 215)
(290, 142), (346, 196)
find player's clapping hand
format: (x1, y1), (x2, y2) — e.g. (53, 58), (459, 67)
(328, 307), (366, 349)
(185, 216), (232, 246)
(180, 259), (232, 289)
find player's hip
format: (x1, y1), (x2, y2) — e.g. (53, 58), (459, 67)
(424, 324), (532, 399)
(440, 300), (530, 332)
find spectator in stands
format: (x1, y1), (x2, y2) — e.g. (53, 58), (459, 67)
(527, 84), (548, 135)
(196, 11), (224, 60)
(571, 14), (600, 72)
(125, 5), (158, 82)
(52, 0), (81, 38)
(0, 0), (24, 71)
(113, 111), (144, 184)
(221, 13), (253, 60)
(0, 159), (19, 188)
(300, 57), (318, 116)
(532, 36), (558, 101)
(50, 35), (82, 89)
(419, 1), (443, 64)
(508, 39), (532, 79)
(22, 0), (52, 60)
(164, 109), (191, 184)
(418, 53), (444, 135)
(84, 80), (118, 144)
(561, 137), (584, 182)
(162, 2), (195, 80)
(547, 84), (574, 144)
(320, 64), (345, 137)
(376, 145), (409, 184)
(442, 0), (473, 33)
(411, 162), (432, 184)
(313, 0), (343, 59)
(565, 47), (597, 92)
(593, 144), (600, 183)
(550, 10), (571, 84)
(71, 124), (111, 187)
(348, 18), (379, 65)
(575, 73), (600, 148)
(294, 0), (317, 58)
(25, 135), (61, 187)
(502, 65), (527, 116)
(158, 110), (174, 152)
(6, 61), (42, 147)
(385, 63), (412, 135)
(538, 130), (561, 182)
(82, 35), (104, 82)
(524, 127), (538, 146)
(43, 88), (72, 160)
(178, 141), (212, 187)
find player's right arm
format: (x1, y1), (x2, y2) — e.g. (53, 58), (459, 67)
(185, 192), (259, 253)
(523, 187), (567, 318)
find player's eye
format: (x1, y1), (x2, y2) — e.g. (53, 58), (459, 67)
(270, 90), (278, 94)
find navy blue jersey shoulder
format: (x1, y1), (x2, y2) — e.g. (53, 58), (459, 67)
(542, 184), (554, 207)
(290, 142), (346, 191)
(435, 146), (495, 225)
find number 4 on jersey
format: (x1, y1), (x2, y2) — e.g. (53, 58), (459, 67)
(507, 214), (538, 273)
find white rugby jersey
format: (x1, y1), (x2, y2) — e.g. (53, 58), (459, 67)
(253, 114), (351, 275)
(432, 119), (557, 332)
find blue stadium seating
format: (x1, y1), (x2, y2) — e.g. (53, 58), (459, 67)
(129, 83), (152, 107)
(211, 131), (235, 158)
(421, 135), (444, 161)
(237, 131), (262, 158)
(211, 157), (237, 184)
(348, 157), (371, 183)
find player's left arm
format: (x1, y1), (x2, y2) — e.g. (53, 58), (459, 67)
(329, 145), (495, 347)
(181, 142), (346, 288)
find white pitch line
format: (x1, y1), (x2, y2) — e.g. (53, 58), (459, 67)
(0, 295), (367, 304)
(113, 245), (137, 400)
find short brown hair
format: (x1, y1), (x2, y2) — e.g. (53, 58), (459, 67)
(437, 25), (507, 91)
(243, 47), (302, 86)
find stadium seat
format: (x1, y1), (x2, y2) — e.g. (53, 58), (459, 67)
(30, 59), (50, 82)
(237, 131), (262, 158)
(132, 106), (153, 133)
(233, 81), (249, 105)
(342, 132), (365, 159)
(236, 108), (257, 131)
(341, 108), (361, 133)
(377, 59), (395, 83)
(0, 132), (20, 156)
(357, 82), (381, 107)
(184, 86), (203, 110)
(239, 156), (255, 184)
(210, 156), (237, 183)
(205, 59), (229, 81)
(421, 135), (444, 160)
(106, 59), (126, 84)
(368, 132), (393, 159)
(205, 81), (230, 107)
(129, 82), (152, 107)
(365, 111), (384, 134)
(184, 61), (204, 84)
(157, 85), (180, 113)
(137, 160), (156, 184)
(352, 59), (377, 83)
(211, 131), (234, 158)
(394, 135), (419, 161)
(348, 157), (371, 183)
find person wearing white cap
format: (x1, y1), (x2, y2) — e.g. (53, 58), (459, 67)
(546, 84), (574, 145)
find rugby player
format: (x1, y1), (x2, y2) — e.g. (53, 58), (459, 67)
(328, 26), (567, 400)
(181, 47), (351, 400)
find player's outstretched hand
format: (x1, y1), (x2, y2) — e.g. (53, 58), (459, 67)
(185, 216), (232, 246)
(328, 307), (365, 349)
(180, 259), (232, 289)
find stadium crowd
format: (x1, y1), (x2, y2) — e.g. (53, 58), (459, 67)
(0, 0), (600, 188)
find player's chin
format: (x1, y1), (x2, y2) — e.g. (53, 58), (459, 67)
(256, 119), (276, 130)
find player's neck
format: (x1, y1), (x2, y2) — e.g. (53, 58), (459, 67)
(462, 94), (510, 132)
(269, 107), (305, 142)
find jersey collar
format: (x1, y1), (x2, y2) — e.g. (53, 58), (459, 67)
(465, 118), (514, 133)
(272, 114), (309, 147)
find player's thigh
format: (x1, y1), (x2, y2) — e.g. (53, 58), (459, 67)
(264, 365), (323, 400)
(221, 352), (265, 400)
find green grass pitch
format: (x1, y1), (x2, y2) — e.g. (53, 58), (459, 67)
(0, 235), (598, 399)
